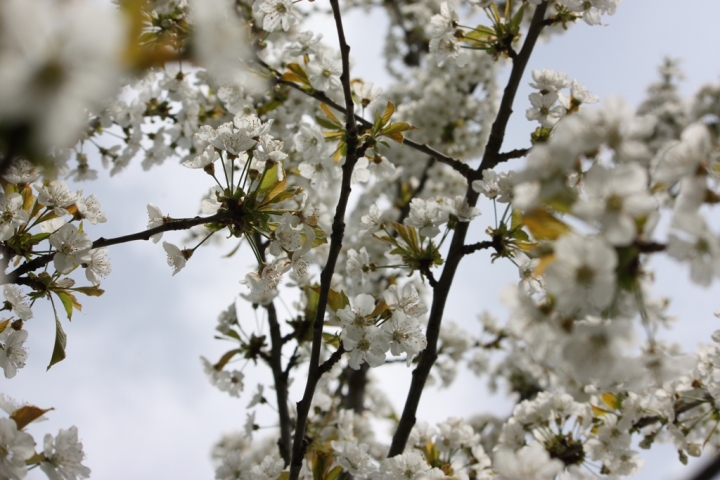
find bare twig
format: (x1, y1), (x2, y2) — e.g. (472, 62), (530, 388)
(254, 231), (293, 466)
(3, 211), (230, 285)
(257, 60), (472, 178)
(496, 147), (530, 163)
(479, 2), (549, 173)
(388, 1), (550, 457)
(461, 240), (494, 256)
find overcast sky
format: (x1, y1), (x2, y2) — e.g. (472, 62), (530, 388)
(9, 1), (720, 479)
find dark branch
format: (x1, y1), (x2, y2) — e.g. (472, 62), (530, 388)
(3, 211), (230, 285)
(388, 1), (550, 457)
(257, 60), (472, 178)
(254, 232), (293, 466)
(319, 344), (346, 376)
(461, 241), (494, 255)
(496, 148), (530, 163)
(479, 1), (549, 173)
(288, 4), (362, 477)
(418, 264), (438, 288)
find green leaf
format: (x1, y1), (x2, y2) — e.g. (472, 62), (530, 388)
(71, 285), (105, 297)
(381, 101), (395, 127)
(47, 311), (67, 370)
(325, 466), (344, 480)
(214, 349), (242, 370)
(55, 291), (81, 321)
(319, 103), (341, 125)
(322, 332), (341, 348)
(315, 115), (344, 131)
(327, 288), (350, 313)
(0, 319), (8, 335)
(380, 122), (418, 144)
(510, 4), (525, 33)
(284, 63), (311, 86)
(522, 208), (571, 241)
(29, 232), (51, 245)
(11, 405), (54, 430)
(305, 286), (320, 324)
(256, 162), (282, 198)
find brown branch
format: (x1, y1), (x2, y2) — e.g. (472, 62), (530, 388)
(388, 1), (550, 458)
(3, 211), (230, 285)
(461, 240), (494, 255)
(319, 344), (346, 376)
(288, 3), (362, 477)
(418, 263), (438, 288)
(257, 60), (472, 178)
(254, 231), (293, 466)
(686, 453), (720, 480)
(479, 1), (549, 173)
(496, 148), (530, 163)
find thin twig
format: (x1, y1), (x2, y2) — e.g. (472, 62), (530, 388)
(3, 211), (230, 285)
(461, 241), (494, 255)
(388, 1), (550, 457)
(254, 232), (293, 466)
(257, 60), (472, 178)
(496, 147), (530, 163)
(479, 1), (549, 173)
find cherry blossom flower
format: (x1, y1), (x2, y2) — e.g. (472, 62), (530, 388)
(0, 417), (35, 479)
(544, 234), (617, 315)
(0, 193), (28, 241)
(84, 248), (111, 286)
(49, 224), (92, 274)
(381, 311), (427, 365)
(3, 285), (33, 321)
(40, 426), (91, 480)
(163, 242), (191, 276)
(258, 0), (298, 32)
(0, 328), (29, 378)
(306, 53), (342, 92)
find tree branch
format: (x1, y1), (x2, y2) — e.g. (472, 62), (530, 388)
(388, 1), (550, 457)
(288, 3), (362, 477)
(496, 147), (530, 163)
(461, 240), (494, 256)
(3, 211), (230, 285)
(254, 232), (293, 466)
(257, 61), (472, 178)
(479, 1), (549, 173)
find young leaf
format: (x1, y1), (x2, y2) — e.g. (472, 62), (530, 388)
(55, 290), (82, 320)
(214, 349), (242, 371)
(47, 310), (67, 370)
(522, 208), (571, 241)
(71, 285), (106, 297)
(381, 101), (395, 127)
(11, 405), (54, 430)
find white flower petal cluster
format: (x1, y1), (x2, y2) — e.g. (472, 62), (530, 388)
(240, 258), (291, 305)
(0, 0), (124, 148)
(201, 357), (245, 397)
(4, 286), (33, 321)
(0, 327), (29, 379)
(40, 426), (91, 480)
(306, 53), (342, 92)
(544, 234), (617, 315)
(0, 193), (28, 241)
(0, 417), (35, 479)
(405, 198), (450, 238)
(49, 224), (92, 274)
